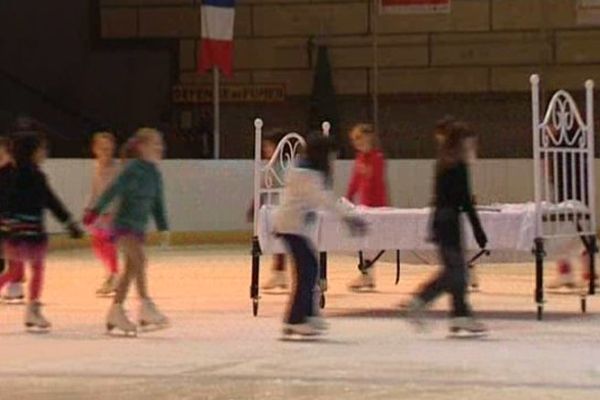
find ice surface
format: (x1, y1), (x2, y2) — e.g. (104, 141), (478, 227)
(1, 246), (599, 399)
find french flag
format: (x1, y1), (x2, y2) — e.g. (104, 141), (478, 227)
(199, 0), (235, 77)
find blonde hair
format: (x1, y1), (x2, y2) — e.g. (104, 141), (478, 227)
(350, 123), (380, 149)
(135, 127), (162, 144)
(92, 131), (115, 146)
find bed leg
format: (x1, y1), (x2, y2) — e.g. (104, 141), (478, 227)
(395, 250), (401, 285)
(588, 235), (597, 296)
(251, 236), (261, 316)
(358, 251), (364, 272)
(534, 237), (545, 321)
(319, 252), (328, 309)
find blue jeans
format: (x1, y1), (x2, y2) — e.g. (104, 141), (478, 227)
(279, 234), (318, 325)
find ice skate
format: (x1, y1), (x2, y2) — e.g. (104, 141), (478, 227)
(448, 317), (488, 338)
(399, 297), (428, 331)
(281, 322), (321, 340)
(106, 303), (137, 336)
(262, 270), (288, 292)
(307, 316), (329, 331)
(138, 298), (169, 331)
(3, 282), (25, 304)
(547, 273), (580, 291)
(24, 302), (51, 332)
(96, 275), (117, 297)
(468, 267), (480, 292)
(547, 261), (578, 291)
(348, 268), (376, 292)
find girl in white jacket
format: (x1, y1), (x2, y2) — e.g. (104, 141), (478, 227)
(274, 134), (366, 337)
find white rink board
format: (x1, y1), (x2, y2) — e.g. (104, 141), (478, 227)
(39, 159), (600, 234)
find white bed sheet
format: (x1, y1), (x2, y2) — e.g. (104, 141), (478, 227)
(257, 202), (589, 255)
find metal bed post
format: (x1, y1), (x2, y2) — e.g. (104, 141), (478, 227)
(318, 121), (331, 308)
(531, 75), (546, 320)
(585, 80), (597, 297)
(251, 118), (263, 316)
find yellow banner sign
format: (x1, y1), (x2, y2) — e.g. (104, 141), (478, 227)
(172, 84), (286, 104)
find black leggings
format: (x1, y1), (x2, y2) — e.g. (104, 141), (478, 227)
(417, 244), (471, 318)
(279, 234), (318, 325)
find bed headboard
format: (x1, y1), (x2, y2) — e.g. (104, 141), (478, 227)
(531, 74), (597, 239)
(252, 119), (331, 235)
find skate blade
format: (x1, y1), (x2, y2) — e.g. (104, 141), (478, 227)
(280, 330), (323, 342)
(262, 286), (289, 295)
(2, 298), (26, 305)
(348, 286), (377, 293)
(96, 292), (116, 298)
(447, 329), (489, 339)
(25, 325), (51, 334)
(139, 321), (170, 333)
(106, 327), (138, 338)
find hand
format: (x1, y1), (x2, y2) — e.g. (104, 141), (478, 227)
(344, 216), (368, 237)
(67, 222), (84, 239)
(83, 209), (99, 226)
(475, 229), (488, 249)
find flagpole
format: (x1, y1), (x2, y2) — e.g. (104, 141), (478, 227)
(372, 0), (380, 130)
(213, 66), (220, 159)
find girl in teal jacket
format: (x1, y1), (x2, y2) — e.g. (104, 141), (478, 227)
(85, 128), (169, 336)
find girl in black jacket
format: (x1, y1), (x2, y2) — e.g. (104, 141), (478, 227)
(0, 132), (82, 331)
(405, 121), (488, 335)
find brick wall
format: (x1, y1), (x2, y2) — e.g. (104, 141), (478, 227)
(98, 0), (600, 158)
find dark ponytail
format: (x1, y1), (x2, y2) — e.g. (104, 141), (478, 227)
(303, 133), (336, 180)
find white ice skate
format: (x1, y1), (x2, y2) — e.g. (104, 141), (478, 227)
(348, 269), (376, 292)
(138, 298), (169, 331)
(281, 322), (321, 340)
(262, 270), (288, 292)
(25, 302), (51, 332)
(468, 268), (480, 292)
(547, 273), (580, 292)
(96, 275), (117, 298)
(106, 303), (137, 337)
(448, 317), (488, 339)
(307, 316), (329, 332)
(399, 298), (428, 332)
(3, 282), (25, 304)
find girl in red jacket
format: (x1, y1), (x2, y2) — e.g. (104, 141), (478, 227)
(346, 124), (388, 291)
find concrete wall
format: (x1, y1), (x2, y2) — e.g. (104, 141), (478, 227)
(41, 157), (585, 234)
(95, 0), (600, 159)
(100, 0), (600, 94)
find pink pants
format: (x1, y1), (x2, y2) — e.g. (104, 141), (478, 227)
(90, 227), (118, 275)
(0, 241), (47, 301)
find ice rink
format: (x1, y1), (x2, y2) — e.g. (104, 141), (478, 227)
(1, 245), (599, 400)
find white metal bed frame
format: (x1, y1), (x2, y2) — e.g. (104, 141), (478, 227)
(249, 77), (598, 319)
(250, 118), (330, 315)
(531, 74), (598, 318)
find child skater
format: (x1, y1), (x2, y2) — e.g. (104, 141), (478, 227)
(0, 136), (26, 304)
(85, 132), (120, 297)
(0, 132), (83, 330)
(404, 121), (488, 335)
(345, 123), (388, 291)
(274, 133), (367, 337)
(84, 128), (170, 336)
(0, 136), (25, 303)
(246, 130), (289, 291)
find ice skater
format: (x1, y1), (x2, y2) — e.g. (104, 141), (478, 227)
(0, 132), (83, 331)
(403, 121), (488, 336)
(345, 123), (388, 291)
(0, 136), (25, 303)
(274, 133), (367, 337)
(84, 128), (170, 336)
(85, 132), (120, 297)
(246, 130), (288, 291)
